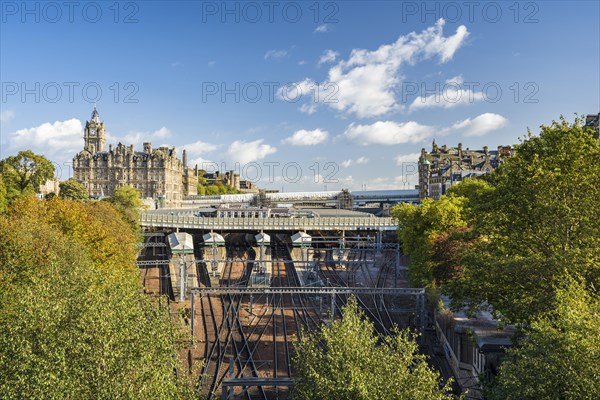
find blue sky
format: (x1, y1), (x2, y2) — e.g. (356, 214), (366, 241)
(1, 1), (598, 191)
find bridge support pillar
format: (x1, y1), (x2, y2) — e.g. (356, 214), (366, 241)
(331, 293), (336, 319)
(395, 251), (400, 287)
(190, 293), (195, 338)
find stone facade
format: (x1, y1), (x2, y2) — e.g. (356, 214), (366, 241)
(39, 179), (60, 198)
(204, 170), (241, 190)
(585, 113), (599, 138)
(418, 141), (511, 200)
(73, 108), (197, 207)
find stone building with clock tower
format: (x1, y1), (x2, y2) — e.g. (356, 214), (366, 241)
(84, 107), (106, 154)
(73, 108), (197, 207)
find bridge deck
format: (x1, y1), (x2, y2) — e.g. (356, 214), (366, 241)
(140, 213), (397, 231)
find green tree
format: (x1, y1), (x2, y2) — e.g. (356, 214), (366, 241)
(445, 178), (495, 224)
(0, 198), (195, 399)
(0, 175), (7, 213)
(447, 116), (600, 322)
(0, 150), (55, 200)
(110, 185), (142, 209)
(486, 278), (600, 400)
(205, 185), (219, 195)
(291, 297), (456, 400)
(197, 170), (240, 195)
(197, 170), (207, 186)
(108, 186), (143, 233)
(59, 178), (89, 200)
(391, 195), (468, 287)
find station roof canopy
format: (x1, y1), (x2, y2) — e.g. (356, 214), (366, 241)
(167, 232), (194, 254)
(291, 231), (312, 247)
(255, 232), (271, 246)
(203, 232), (225, 246)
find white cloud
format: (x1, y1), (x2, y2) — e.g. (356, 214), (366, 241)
(318, 49), (339, 65)
(109, 127), (173, 146)
(0, 110), (15, 123)
(182, 140), (219, 155)
(264, 49), (288, 60)
(189, 157), (213, 168)
(446, 75), (464, 85)
(288, 19), (470, 118)
(5, 118), (83, 160)
(277, 78), (318, 102)
(298, 60), (307, 65)
(227, 139), (276, 164)
(299, 103), (317, 114)
(314, 24), (329, 33)
(152, 127), (172, 138)
(170, 61), (184, 67)
(342, 120), (435, 145)
(282, 129), (328, 146)
(341, 157), (369, 168)
(449, 113), (508, 137)
(409, 75), (484, 112)
(395, 152), (421, 165)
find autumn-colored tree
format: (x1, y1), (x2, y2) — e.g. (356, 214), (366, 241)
(0, 175), (7, 213)
(0, 197), (196, 399)
(8, 197), (139, 283)
(291, 297), (456, 400)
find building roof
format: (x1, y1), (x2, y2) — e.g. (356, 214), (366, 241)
(91, 107), (100, 123)
(167, 232), (194, 254)
(291, 231), (312, 246)
(202, 232), (225, 246)
(255, 232), (271, 246)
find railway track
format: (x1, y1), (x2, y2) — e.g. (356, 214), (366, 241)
(194, 231), (409, 399)
(200, 234), (267, 400)
(314, 232), (394, 335)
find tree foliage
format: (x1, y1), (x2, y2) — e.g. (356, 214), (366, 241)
(486, 278), (600, 400)
(197, 170), (241, 195)
(446, 116), (600, 322)
(110, 185), (143, 209)
(0, 197), (195, 399)
(7, 197), (140, 283)
(108, 185), (143, 234)
(291, 297), (456, 400)
(0, 150), (54, 201)
(391, 195), (470, 287)
(0, 175), (7, 213)
(59, 178), (89, 200)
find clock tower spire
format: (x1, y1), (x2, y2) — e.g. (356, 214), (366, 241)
(84, 106), (106, 153)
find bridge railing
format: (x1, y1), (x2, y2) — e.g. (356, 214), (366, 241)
(140, 213), (397, 230)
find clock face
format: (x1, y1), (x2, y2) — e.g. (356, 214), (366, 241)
(90, 128), (97, 136)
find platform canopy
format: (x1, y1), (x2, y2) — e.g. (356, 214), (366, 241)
(255, 232), (271, 246)
(203, 232), (225, 246)
(291, 231), (312, 247)
(167, 232), (194, 254)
